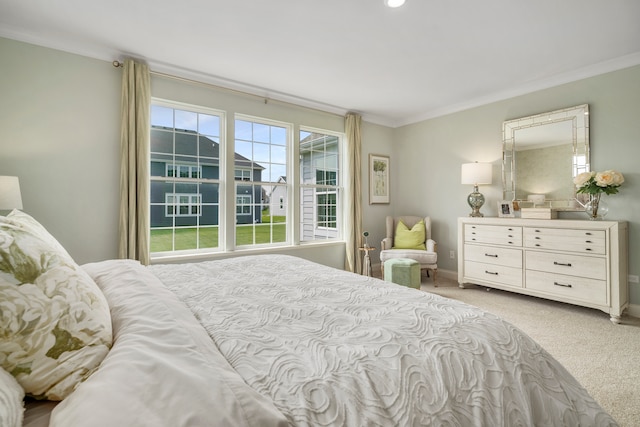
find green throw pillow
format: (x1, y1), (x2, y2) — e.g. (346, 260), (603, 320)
(0, 210), (112, 400)
(393, 220), (426, 250)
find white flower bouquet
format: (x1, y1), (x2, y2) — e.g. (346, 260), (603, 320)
(574, 170), (624, 195)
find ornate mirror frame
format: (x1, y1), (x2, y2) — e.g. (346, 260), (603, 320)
(502, 104), (590, 211)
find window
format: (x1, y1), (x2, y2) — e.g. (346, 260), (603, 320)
(149, 99), (344, 257)
(236, 194), (252, 215)
(300, 130), (341, 241)
(234, 117), (289, 246)
(167, 164), (202, 179)
(166, 193), (201, 217)
(149, 102), (221, 254)
(234, 169), (252, 181)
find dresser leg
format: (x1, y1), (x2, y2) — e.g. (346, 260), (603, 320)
(610, 315), (622, 325)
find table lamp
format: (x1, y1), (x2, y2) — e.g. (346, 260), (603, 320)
(461, 162), (492, 217)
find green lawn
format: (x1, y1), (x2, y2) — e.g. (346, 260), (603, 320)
(150, 217), (286, 252)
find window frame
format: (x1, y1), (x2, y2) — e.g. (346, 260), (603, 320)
(299, 127), (343, 242)
(149, 98), (345, 259)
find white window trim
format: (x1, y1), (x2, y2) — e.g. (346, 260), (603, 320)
(149, 99), (346, 260)
(299, 126), (343, 241)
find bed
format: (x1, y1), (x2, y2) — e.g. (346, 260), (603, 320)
(0, 211), (617, 426)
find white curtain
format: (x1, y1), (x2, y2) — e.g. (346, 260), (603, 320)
(344, 113), (363, 273)
(118, 59), (151, 265)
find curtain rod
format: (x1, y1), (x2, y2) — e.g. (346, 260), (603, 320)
(112, 60), (346, 118)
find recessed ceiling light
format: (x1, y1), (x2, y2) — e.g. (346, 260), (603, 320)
(385, 0), (406, 8)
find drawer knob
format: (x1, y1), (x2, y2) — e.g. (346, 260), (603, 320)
(534, 229), (541, 233)
(585, 240), (593, 243)
(535, 244), (541, 247)
(586, 248), (592, 251)
(535, 236), (541, 240)
(553, 261), (572, 267)
(554, 281), (573, 288)
(485, 253), (498, 258)
(586, 232), (592, 235)
(485, 270), (499, 276)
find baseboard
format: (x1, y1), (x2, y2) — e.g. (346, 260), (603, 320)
(627, 304), (640, 318)
(434, 268), (457, 281)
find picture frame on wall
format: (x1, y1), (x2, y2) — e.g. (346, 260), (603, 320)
(498, 200), (515, 217)
(369, 154), (390, 204)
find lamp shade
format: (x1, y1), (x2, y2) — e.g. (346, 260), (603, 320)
(461, 163), (492, 185)
(0, 176), (23, 210)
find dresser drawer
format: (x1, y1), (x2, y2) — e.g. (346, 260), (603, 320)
(465, 224), (522, 246)
(464, 261), (523, 287)
(524, 227), (605, 254)
(525, 251), (606, 280)
(525, 270), (607, 305)
(465, 244), (522, 268)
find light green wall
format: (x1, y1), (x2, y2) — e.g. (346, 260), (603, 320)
(0, 37), (350, 268)
(392, 65), (640, 304)
(1, 37), (638, 305)
(0, 37), (121, 263)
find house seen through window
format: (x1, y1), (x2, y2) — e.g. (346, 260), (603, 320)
(149, 100), (343, 256)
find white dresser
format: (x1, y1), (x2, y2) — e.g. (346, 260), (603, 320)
(457, 217), (628, 323)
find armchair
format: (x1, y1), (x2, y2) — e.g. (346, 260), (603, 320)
(379, 215), (438, 282)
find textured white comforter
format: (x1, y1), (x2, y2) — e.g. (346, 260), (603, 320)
(44, 255), (616, 426)
(147, 254), (616, 427)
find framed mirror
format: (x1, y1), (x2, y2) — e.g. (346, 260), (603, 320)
(502, 104), (590, 211)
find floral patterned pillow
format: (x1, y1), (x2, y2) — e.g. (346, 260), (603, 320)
(0, 210), (112, 400)
(0, 367), (24, 427)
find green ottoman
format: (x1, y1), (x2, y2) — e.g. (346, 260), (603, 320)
(383, 258), (420, 289)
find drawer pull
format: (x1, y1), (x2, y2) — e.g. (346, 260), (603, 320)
(554, 282), (573, 288)
(585, 232), (592, 235)
(586, 248), (592, 251)
(535, 244), (541, 247)
(585, 240), (593, 243)
(535, 236), (541, 240)
(485, 271), (499, 276)
(508, 228), (513, 231)
(553, 261), (572, 267)
(484, 253), (498, 258)
(534, 229), (541, 233)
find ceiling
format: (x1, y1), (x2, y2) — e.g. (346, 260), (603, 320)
(1, 0), (639, 127)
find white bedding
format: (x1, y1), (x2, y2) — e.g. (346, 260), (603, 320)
(45, 254), (615, 426)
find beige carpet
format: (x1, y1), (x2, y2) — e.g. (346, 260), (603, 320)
(421, 276), (640, 427)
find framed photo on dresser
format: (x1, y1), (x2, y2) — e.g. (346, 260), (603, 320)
(498, 200), (515, 217)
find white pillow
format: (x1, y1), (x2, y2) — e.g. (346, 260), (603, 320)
(0, 210), (112, 400)
(0, 368), (24, 427)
